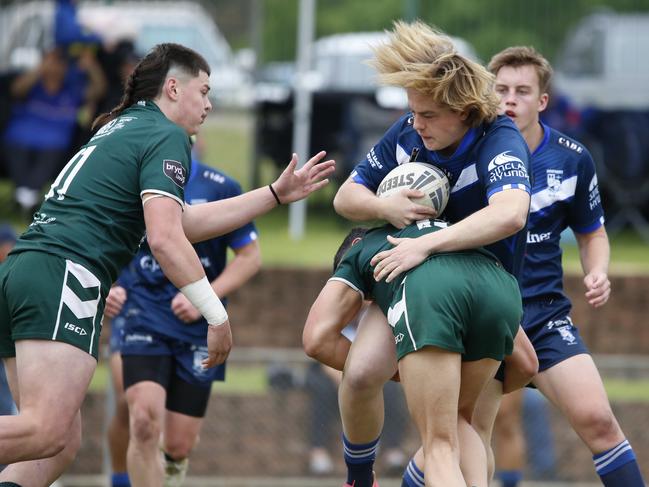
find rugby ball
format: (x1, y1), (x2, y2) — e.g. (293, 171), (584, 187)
(376, 162), (450, 214)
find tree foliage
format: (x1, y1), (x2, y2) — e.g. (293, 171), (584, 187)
(256, 0), (649, 64)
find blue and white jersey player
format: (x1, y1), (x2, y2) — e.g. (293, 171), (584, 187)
(521, 122), (604, 364)
(340, 111), (530, 279)
(327, 22), (534, 487)
(105, 157), (261, 485)
(481, 46), (644, 487)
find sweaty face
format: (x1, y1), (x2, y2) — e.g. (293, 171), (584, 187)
(494, 65), (547, 135)
(406, 89), (469, 155)
(174, 70), (212, 135)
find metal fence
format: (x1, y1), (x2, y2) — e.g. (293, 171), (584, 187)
(68, 348), (649, 485)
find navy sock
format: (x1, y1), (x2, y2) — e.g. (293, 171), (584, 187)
(402, 458), (425, 487)
(594, 440), (645, 487)
(497, 470), (523, 487)
(343, 434), (379, 487)
(111, 471), (131, 487)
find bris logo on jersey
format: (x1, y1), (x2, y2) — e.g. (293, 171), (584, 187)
(163, 159), (187, 187)
(487, 151), (527, 183)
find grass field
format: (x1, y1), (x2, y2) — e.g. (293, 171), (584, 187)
(89, 361), (649, 403)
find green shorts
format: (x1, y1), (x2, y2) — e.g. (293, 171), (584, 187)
(0, 251), (108, 360)
(387, 253), (522, 362)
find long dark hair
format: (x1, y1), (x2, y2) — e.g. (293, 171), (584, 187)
(92, 43), (210, 131)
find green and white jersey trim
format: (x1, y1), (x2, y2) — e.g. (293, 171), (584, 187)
(140, 189), (185, 208)
(328, 277), (365, 299)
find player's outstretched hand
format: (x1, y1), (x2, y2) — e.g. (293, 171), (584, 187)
(378, 188), (438, 229)
(271, 151), (335, 204)
(105, 285), (127, 318)
(203, 320), (233, 368)
(371, 235), (429, 283)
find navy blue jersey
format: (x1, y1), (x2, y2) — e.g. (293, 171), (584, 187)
(350, 113), (531, 278)
(522, 124), (604, 301)
(116, 160), (258, 344)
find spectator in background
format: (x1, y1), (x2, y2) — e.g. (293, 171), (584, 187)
(0, 224), (17, 263)
(55, 0), (103, 49)
(540, 87), (583, 139)
(2, 46), (106, 217)
(96, 40), (140, 117)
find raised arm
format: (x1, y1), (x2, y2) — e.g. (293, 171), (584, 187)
(183, 151), (334, 242)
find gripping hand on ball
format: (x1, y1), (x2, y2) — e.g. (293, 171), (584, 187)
(378, 189), (438, 229)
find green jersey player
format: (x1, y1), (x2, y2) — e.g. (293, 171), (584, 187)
(0, 43), (334, 486)
(305, 220), (522, 487)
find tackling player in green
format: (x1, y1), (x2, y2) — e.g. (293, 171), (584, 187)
(304, 220), (522, 487)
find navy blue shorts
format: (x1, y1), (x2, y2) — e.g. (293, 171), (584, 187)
(522, 297), (590, 372)
(120, 320), (225, 387)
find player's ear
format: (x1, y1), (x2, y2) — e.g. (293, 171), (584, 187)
(164, 77), (180, 101)
(351, 237), (363, 246)
(538, 92), (549, 113)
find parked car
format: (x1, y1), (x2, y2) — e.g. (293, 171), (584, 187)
(0, 0), (252, 107)
(554, 10), (649, 110)
(553, 11), (649, 238)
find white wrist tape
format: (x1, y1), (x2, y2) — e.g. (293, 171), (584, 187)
(180, 277), (228, 326)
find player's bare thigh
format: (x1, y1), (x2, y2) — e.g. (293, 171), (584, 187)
(533, 353), (624, 451)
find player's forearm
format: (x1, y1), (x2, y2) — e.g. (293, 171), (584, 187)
(183, 187), (276, 243)
(210, 242), (261, 298)
(418, 191), (529, 254)
(333, 180), (383, 221)
(303, 283), (362, 370)
(576, 226), (610, 276)
(303, 326), (352, 372)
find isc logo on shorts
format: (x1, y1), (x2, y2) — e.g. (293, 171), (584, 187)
(64, 322), (88, 336)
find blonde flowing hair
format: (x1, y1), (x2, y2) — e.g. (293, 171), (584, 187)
(370, 20), (499, 127)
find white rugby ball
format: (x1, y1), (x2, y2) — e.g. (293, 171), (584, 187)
(376, 162), (450, 214)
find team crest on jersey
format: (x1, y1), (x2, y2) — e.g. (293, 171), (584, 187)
(192, 349), (210, 377)
(546, 169), (563, 193)
(163, 159), (187, 187)
(547, 317), (577, 345)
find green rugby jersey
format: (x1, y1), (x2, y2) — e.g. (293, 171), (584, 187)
(331, 220), (500, 313)
(13, 101), (192, 284)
